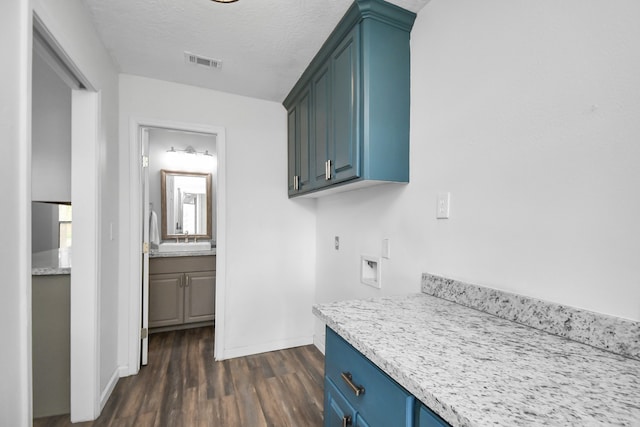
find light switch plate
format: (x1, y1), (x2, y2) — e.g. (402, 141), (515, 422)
(437, 192), (450, 219)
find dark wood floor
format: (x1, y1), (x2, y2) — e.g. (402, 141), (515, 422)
(34, 327), (325, 426)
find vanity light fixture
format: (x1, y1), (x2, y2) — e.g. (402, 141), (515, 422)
(167, 146), (214, 157)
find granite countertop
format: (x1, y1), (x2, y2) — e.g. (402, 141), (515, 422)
(32, 248), (71, 275)
(313, 281), (640, 426)
(149, 248), (216, 258)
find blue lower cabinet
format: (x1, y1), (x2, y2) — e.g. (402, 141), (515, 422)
(325, 377), (372, 427)
(325, 328), (413, 426)
(325, 327), (451, 427)
(415, 402), (450, 427)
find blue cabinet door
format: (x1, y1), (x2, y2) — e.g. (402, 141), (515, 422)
(287, 107), (296, 194)
(325, 376), (373, 427)
(416, 403), (450, 427)
(313, 62), (331, 187)
(313, 25), (360, 189)
(330, 26), (360, 184)
(325, 377), (356, 427)
(287, 85), (312, 195)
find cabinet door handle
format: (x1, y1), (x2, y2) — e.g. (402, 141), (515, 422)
(179, 276), (183, 288)
(185, 276), (190, 287)
(341, 372), (365, 397)
(342, 415), (352, 427)
(294, 175), (299, 191)
(325, 160), (332, 181)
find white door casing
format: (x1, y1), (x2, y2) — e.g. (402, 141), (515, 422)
(141, 128), (150, 366)
(126, 118), (227, 376)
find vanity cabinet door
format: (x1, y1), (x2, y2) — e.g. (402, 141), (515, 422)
(184, 271), (216, 323)
(149, 273), (184, 328)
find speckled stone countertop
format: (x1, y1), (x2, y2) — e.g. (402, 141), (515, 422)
(149, 248), (216, 258)
(313, 285), (640, 426)
(32, 248), (71, 275)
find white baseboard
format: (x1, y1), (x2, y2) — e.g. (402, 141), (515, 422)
(219, 335), (314, 360)
(118, 364), (134, 378)
(99, 368), (120, 412)
(313, 334), (326, 355)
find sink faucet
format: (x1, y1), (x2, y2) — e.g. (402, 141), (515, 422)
(184, 232), (189, 243)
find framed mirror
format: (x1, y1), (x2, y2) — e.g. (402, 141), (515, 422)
(161, 170), (212, 240)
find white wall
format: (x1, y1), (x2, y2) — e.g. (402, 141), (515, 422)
(32, 0), (120, 419)
(32, 202), (59, 252)
(31, 50), (71, 203)
(0, 1), (32, 425)
(315, 0), (640, 343)
(118, 75), (316, 363)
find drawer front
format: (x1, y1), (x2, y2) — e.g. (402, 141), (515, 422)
(325, 327), (412, 426)
(149, 255), (215, 274)
(324, 377), (356, 427)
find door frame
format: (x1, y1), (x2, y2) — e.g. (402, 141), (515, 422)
(32, 12), (102, 422)
(126, 117), (227, 374)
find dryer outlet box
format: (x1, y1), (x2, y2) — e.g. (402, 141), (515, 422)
(361, 255), (381, 289)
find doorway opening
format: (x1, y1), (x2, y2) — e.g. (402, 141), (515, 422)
(127, 118), (227, 376)
(32, 12), (101, 423)
(142, 127), (218, 366)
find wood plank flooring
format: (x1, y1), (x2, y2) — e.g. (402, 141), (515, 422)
(34, 327), (325, 427)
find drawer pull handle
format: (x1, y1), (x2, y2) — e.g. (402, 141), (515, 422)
(342, 415), (352, 427)
(341, 372), (365, 397)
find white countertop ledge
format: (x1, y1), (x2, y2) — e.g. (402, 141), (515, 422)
(32, 248), (71, 275)
(313, 293), (640, 427)
(149, 248), (216, 258)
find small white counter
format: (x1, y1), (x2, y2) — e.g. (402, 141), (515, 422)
(32, 248), (71, 275)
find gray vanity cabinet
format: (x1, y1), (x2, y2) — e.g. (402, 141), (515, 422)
(149, 272), (185, 328)
(184, 270), (216, 323)
(149, 255), (215, 331)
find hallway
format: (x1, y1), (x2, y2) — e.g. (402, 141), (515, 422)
(34, 327), (325, 426)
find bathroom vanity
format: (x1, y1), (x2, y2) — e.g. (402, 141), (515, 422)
(148, 251), (216, 332)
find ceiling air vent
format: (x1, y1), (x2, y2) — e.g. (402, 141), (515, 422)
(184, 51), (222, 70)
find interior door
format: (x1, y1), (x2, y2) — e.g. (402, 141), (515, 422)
(141, 127), (150, 365)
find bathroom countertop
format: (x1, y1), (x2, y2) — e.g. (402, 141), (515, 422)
(313, 285), (640, 426)
(149, 248), (216, 258)
(32, 248), (71, 275)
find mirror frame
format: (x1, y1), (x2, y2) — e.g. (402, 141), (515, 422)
(160, 169), (212, 240)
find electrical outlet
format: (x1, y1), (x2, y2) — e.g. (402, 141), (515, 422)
(334, 236), (340, 250)
(437, 192), (450, 219)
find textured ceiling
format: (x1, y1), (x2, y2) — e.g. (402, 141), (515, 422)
(82, 0), (429, 103)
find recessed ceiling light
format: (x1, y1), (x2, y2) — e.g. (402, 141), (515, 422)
(211, 0), (238, 3)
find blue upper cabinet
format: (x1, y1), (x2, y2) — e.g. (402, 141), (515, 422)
(287, 84), (312, 195)
(284, 0), (416, 197)
(329, 27), (360, 186)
